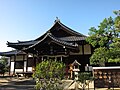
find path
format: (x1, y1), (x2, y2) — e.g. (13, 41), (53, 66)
(0, 76), (35, 90)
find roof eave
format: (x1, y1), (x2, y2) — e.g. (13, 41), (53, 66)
(24, 33), (78, 51)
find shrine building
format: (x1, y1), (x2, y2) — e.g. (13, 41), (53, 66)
(0, 19), (93, 76)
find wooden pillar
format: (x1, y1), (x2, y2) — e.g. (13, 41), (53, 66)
(23, 55), (27, 72)
(47, 56), (49, 60)
(33, 54), (36, 67)
(13, 55), (16, 75)
(82, 43), (85, 71)
(9, 57), (11, 76)
(23, 55), (25, 72)
(26, 54), (28, 72)
(41, 56), (43, 61)
(61, 56), (63, 62)
(55, 57), (57, 61)
(82, 44), (84, 55)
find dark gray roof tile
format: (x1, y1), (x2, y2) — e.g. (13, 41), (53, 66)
(0, 50), (26, 57)
(59, 36), (86, 41)
(25, 33), (78, 50)
(7, 40), (37, 46)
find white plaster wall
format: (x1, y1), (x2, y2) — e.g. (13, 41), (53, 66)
(10, 62), (14, 74)
(24, 61), (27, 72)
(27, 67), (32, 72)
(15, 69), (23, 73)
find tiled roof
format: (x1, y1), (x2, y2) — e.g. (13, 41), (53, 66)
(7, 20), (86, 50)
(49, 34), (78, 47)
(35, 20), (86, 40)
(58, 21), (86, 37)
(25, 33), (78, 50)
(0, 50), (26, 57)
(7, 40), (37, 46)
(59, 36), (86, 41)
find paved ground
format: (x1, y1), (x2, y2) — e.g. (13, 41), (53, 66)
(0, 76), (120, 90)
(0, 76), (35, 90)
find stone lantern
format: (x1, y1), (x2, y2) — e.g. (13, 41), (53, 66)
(72, 60), (81, 80)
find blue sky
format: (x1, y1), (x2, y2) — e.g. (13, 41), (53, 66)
(0, 0), (120, 51)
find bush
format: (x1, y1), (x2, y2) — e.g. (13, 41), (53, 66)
(33, 60), (65, 90)
(0, 63), (5, 75)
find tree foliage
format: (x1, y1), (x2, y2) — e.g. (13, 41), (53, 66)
(114, 10), (120, 32)
(86, 10), (120, 66)
(33, 60), (65, 90)
(0, 56), (9, 74)
(90, 47), (109, 66)
(107, 11), (120, 63)
(86, 16), (116, 47)
(108, 38), (120, 63)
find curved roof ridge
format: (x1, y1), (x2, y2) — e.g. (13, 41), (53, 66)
(24, 32), (52, 50)
(7, 40), (37, 46)
(35, 18), (60, 40)
(17, 40), (35, 43)
(24, 32), (78, 51)
(36, 19), (86, 40)
(58, 21), (86, 37)
(48, 34), (78, 47)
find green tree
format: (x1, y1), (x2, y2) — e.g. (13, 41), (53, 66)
(86, 17), (116, 48)
(90, 47), (109, 66)
(86, 10), (120, 66)
(0, 56), (9, 75)
(33, 60), (65, 90)
(107, 10), (120, 63)
(114, 10), (120, 32)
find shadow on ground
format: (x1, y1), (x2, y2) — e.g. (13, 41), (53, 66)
(0, 76), (36, 90)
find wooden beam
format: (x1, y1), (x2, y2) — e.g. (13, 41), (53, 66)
(9, 57), (11, 76)
(26, 54), (28, 72)
(13, 55), (16, 75)
(23, 55), (25, 72)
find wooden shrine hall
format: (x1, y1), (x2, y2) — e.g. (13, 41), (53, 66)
(0, 18), (93, 76)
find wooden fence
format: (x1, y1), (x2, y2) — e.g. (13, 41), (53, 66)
(93, 67), (120, 88)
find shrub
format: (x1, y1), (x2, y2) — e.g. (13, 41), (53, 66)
(33, 60), (65, 90)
